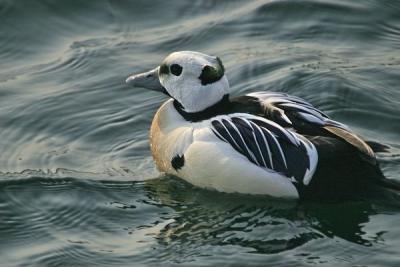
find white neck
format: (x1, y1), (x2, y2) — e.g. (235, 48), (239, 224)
(173, 75), (229, 113)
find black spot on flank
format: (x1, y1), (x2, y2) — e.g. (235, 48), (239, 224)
(170, 64), (183, 76)
(171, 154), (185, 171)
(159, 63), (169, 75)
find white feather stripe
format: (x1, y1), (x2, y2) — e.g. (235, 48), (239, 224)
(212, 118), (248, 159)
(211, 117), (261, 166)
(298, 136), (318, 185)
(239, 114), (300, 146)
(212, 115), (292, 172)
(248, 120), (273, 169)
(279, 110), (293, 125)
(280, 102), (326, 120)
(250, 92), (329, 119)
(215, 119), (238, 146)
(279, 99), (327, 116)
(247, 92), (285, 98)
(212, 127), (227, 142)
(248, 92), (314, 107)
(261, 97), (298, 105)
(211, 113), (318, 185)
(241, 119), (268, 168)
(263, 127), (288, 170)
(225, 119), (260, 165)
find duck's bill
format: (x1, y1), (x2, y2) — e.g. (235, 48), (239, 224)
(125, 67), (165, 92)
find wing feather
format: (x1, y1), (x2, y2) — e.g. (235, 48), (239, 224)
(247, 91), (375, 162)
(211, 120), (242, 153)
(259, 126), (288, 173)
(211, 115), (318, 183)
(231, 117), (266, 167)
(248, 120), (272, 169)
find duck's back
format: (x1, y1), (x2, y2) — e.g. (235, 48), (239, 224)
(229, 92), (386, 199)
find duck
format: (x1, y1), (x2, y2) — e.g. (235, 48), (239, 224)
(126, 51), (396, 200)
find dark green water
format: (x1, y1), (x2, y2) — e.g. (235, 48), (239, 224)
(0, 0), (400, 266)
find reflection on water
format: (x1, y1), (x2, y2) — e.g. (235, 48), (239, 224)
(146, 179), (386, 251)
(2, 177), (399, 266)
(1, 0), (400, 266)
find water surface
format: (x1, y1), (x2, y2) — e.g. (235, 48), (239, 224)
(0, 0), (400, 266)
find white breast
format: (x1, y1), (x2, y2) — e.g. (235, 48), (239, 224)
(150, 99), (299, 199)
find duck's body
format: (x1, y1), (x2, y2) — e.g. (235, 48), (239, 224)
(150, 98), (301, 198)
(126, 51), (391, 200)
(149, 92), (383, 200)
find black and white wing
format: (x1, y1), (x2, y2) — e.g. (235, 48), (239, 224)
(246, 92), (375, 161)
(211, 114), (318, 185)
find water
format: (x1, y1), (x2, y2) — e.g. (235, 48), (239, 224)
(0, 0), (400, 266)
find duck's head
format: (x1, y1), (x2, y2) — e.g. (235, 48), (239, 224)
(126, 51), (229, 113)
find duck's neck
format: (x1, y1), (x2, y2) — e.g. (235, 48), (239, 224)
(173, 94), (231, 122)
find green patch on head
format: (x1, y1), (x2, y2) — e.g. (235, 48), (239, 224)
(216, 57), (225, 74)
(198, 58), (225, 86)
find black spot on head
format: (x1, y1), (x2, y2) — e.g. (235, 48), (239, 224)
(170, 64), (183, 76)
(171, 154), (185, 171)
(159, 63), (169, 75)
(198, 58), (225, 86)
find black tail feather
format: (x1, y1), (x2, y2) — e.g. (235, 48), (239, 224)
(366, 141), (391, 153)
(378, 178), (400, 192)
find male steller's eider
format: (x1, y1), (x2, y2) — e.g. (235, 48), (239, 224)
(126, 51), (397, 200)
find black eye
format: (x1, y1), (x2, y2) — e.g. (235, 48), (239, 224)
(170, 64), (183, 76)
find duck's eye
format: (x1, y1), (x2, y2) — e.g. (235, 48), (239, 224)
(170, 64), (183, 76)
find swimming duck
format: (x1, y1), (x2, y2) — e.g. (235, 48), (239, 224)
(126, 51), (392, 200)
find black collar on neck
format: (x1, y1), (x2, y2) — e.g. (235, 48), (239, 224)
(173, 94), (231, 122)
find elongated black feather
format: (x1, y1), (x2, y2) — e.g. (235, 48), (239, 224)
(231, 117), (266, 167)
(259, 127), (288, 175)
(211, 120), (242, 154)
(211, 116), (313, 182)
(249, 120), (272, 169)
(221, 119), (258, 165)
(250, 118), (295, 145)
(248, 92), (375, 163)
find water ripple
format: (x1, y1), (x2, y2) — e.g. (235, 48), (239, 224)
(0, 0), (400, 266)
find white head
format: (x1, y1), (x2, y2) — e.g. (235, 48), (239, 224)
(126, 51), (229, 113)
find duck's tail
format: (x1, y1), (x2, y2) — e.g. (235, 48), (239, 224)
(370, 177), (400, 206)
(377, 177), (400, 192)
(366, 141), (399, 193)
(366, 140), (391, 153)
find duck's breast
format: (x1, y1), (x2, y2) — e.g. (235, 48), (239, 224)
(150, 99), (193, 172)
